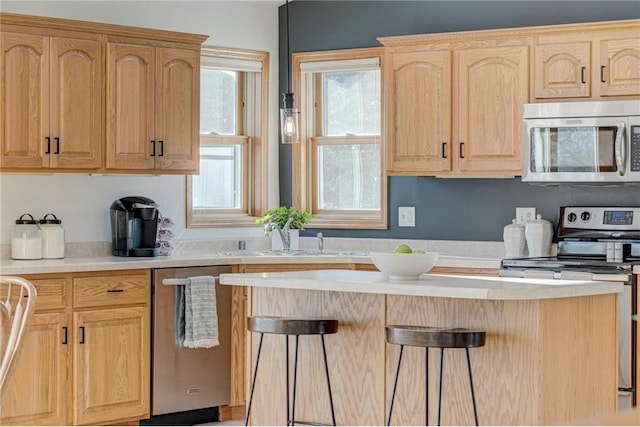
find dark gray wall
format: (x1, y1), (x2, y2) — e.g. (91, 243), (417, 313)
(279, 1), (640, 241)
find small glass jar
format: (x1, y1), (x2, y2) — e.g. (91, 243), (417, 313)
(11, 213), (42, 260)
(39, 213), (65, 259)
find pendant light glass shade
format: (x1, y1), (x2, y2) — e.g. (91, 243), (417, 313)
(280, 0), (299, 144)
(280, 92), (299, 144)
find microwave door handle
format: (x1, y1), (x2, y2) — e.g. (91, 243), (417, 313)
(615, 122), (626, 176)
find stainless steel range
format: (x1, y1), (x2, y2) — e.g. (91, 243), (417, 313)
(501, 206), (638, 410)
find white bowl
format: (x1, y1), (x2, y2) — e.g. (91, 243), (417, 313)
(369, 251), (439, 280)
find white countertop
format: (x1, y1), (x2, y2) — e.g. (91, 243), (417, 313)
(0, 252), (500, 275)
(218, 269), (623, 300)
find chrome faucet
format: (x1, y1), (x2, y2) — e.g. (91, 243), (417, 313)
(264, 217), (294, 251)
(317, 232), (324, 253)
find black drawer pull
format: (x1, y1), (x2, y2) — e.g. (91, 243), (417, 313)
(151, 140), (156, 156)
(45, 137), (51, 154)
(107, 289), (124, 293)
(600, 65), (606, 83)
(54, 137), (60, 154)
(460, 142), (465, 159)
(442, 142), (447, 159)
(62, 326), (68, 345)
(159, 140), (164, 157)
(79, 326), (85, 344)
(581, 67), (586, 84)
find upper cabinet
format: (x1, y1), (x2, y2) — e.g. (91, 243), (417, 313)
(534, 25), (640, 100)
(1, 33), (102, 170)
(106, 44), (199, 173)
(382, 36), (528, 176)
(381, 19), (639, 177)
(0, 12), (207, 174)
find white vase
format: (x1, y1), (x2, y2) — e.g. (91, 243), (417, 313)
(271, 229), (299, 251)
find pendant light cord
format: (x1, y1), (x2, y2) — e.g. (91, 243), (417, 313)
(286, 0), (291, 93)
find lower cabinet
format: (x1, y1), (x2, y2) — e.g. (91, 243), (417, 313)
(0, 270), (150, 426)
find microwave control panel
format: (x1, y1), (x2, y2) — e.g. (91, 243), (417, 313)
(631, 126), (640, 172)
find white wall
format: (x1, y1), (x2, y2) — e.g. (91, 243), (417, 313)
(0, 1), (281, 244)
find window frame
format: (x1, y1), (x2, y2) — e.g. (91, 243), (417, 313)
(187, 46), (269, 228)
(292, 47), (387, 229)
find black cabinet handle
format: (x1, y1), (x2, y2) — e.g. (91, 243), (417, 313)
(62, 326), (68, 345)
(581, 67), (586, 84)
(107, 289), (124, 293)
(601, 65), (606, 83)
(54, 137), (60, 154)
(442, 142), (447, 159)
(151, 140), (156, 157)
(79, 326), (85, 344)
(459, 142), (465, 159)
(45, 137), (51, 154)
(159, 140), (164, 157)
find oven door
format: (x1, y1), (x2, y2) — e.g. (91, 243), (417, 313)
(522, 116), (629, 183)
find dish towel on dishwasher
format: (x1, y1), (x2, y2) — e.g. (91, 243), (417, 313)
(175, 275), (220, 349)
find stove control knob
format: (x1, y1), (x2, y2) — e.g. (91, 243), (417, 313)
(567, 212), (577, 223)
(580, 211), (591, 222)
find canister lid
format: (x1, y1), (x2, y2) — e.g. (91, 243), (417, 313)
(39, 213), (62, 224)
(15, 213), (37, 224)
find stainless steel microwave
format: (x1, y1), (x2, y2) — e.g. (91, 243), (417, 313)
(522, 100), (640, 184)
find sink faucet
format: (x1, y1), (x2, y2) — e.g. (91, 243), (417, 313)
(264, 217), (294, 251)
(317, 232), (324, 253)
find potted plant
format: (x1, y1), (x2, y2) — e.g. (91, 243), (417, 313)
(256, 206), (312, 250)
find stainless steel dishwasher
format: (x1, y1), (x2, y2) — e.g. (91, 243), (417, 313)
(150, 265), (232, 417)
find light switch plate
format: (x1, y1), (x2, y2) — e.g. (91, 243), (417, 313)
(516, 207), (536, 224)
(399, 206), (415, 227)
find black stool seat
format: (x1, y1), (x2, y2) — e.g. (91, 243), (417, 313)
(386, 325), (485, 349)
(386, 325), (486, 426)
(245, 316), (339, 426)
(248, 316), (339, 335)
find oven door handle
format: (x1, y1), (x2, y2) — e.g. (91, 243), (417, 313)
(615, 122), (626, 176)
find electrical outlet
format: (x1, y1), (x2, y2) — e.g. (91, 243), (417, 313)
(516, 207), (536, 224)
(399, 206), (415, 227)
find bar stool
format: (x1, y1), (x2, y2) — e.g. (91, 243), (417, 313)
(386, 325), (486, 426)
(245, 316), (339, 426)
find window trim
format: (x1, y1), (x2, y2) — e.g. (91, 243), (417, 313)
(187, 45), (269, 228)
(292, 47), (387, 229)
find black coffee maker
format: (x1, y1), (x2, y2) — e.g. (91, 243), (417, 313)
(110, 196), (159, 257)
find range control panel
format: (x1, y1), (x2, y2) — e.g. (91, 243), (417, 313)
(562, 206), (640, 230)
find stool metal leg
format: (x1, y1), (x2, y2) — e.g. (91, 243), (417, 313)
(437, 348), (444, 426)
(425, 347), (429, 426)
(386, 345), (404, 426)
(245, 332), (265, 426)
(291, 335), (299, 426)
(286, 336), (291, 426)
(466, 348), (480, 426)
(320, 335), (337, 426)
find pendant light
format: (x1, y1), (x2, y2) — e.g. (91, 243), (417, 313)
(280, 0), (299, 144)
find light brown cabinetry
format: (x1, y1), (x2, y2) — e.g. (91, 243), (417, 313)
(0, 12), (206, 175)
(384, 41), (528, 176)
(0, 33), (102, 171)
(106, 44), (200, 173)
(534, 26), (640, 99)
(0, 270), (150, 426)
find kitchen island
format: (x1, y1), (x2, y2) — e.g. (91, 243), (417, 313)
(219, 269), (623, 426)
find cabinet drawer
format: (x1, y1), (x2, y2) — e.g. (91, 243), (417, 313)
(2, 277), (70, 312)
(74, 273), (149, 308)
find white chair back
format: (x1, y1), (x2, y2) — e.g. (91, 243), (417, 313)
(0, 276), (37, 406)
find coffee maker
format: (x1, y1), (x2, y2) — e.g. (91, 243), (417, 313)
(110, 196), (159, 257)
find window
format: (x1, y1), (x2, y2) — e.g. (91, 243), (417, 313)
(187, 47), (269, 228)
(292, 48), (387, 229)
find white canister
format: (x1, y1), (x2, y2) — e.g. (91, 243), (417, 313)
(525, 214), (553, 258)
(39, 213), (65, 259)
(11, 213), (42, 260)
(503, 219), (526, 258)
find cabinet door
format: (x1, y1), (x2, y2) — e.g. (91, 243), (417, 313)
(0, 33), (49, 169)
(105, 43), (155, 170)
(455, 45), (528, 173)
(599, 36), (640, 97)
(0, 312), (70, 426)
(155, 47), (200, 172)
(49, 38), (102, 169)
(387, 50), (451, 174)
(73, 307), (150, 425)
(534, 41), (591, 99)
